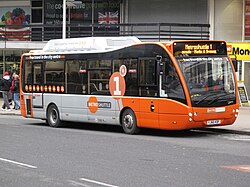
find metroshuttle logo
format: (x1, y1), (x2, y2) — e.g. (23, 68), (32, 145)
(87, 96), (111, 113)
(88, 96), (98, 113)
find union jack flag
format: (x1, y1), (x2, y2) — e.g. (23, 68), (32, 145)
(98, 11), (119, 24)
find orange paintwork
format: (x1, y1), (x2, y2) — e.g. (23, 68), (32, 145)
(139, 98), (159, 128)
(20, 93), (26, 117)
(19, 54), (26, 117)
(122, 97), (191, 130)
(192, 105), (239, 123)
(122, 96), (239, 130)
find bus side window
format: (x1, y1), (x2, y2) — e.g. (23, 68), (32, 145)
(139, 58), (158, 97)
(68, 71), (82, 94)
(165, 69), (178, 88)
(23, 60), (32, 88)
(162, 65), (179, 91)
(66, 60), (87, 94)
(113, 59), (139, 96)
(87, 59), (111, 95)
(46, 73), (53, 84)
(161, 63), (186, 102)
(27, 73), (32, 84)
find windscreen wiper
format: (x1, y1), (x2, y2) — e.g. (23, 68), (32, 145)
(195, 93), (218, 105)
(208, 93), (235, 105)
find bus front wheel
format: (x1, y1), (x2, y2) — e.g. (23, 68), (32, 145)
(121, 109), (140, 134)
(47, 104), (61, 127)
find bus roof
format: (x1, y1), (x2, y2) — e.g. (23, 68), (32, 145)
(40, 36), (141, 54)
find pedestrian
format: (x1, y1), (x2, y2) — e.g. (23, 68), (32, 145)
(9, 72), (14, 108)
(9, 72), (16, 106)
(0, 72), (12, 111)
(12, 74), (20, 110)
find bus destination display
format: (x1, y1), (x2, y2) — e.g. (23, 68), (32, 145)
(173, 41), (227, 56)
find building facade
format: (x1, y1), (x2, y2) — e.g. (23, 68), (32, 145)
(0, 0), (249, 99)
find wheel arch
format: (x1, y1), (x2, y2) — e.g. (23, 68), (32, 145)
(119, 107), (132, 125)
(46, 102), (59, 118)
(46, 102), (63, 127)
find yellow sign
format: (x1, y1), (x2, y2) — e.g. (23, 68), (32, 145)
(227, 42), (250, 60)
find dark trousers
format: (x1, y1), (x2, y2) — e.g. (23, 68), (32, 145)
(2, 91), (10, 109)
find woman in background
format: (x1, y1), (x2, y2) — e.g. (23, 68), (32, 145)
(12, 74), (20, 110)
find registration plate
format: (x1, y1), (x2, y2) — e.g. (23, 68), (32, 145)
(207, 120), (221, 125)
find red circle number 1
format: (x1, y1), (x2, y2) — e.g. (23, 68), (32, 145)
(109, 72), (126, 97)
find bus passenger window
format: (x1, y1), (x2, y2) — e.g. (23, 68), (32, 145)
(24, 60), (32, 86)
(113, 59), (139, 96)
(44, 60), (65, 92)
(88, 70), (111, 95)
(87, 59), (112, 95)
(139, 59), (156, 85)
(66, 60), (87, 94)
(26, 73), (32, 84)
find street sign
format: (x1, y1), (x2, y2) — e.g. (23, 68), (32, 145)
(238, 81), (250, 106)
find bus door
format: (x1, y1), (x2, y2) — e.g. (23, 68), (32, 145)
(138, 58), (159, 129)
(32, 62), (44, 108)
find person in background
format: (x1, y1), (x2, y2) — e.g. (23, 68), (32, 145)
(9, 72), (16, 106)
(10, 72), (17, 108)
(12, 74), (20, 110)
(0, 72), (12, 111)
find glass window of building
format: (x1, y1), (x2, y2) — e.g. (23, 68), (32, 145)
(42, 0), (121, 39)
(31, 0), (43, 23)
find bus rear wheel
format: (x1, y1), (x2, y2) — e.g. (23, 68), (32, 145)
(121, 109), (140, 134)
(47, 104), (61, 127)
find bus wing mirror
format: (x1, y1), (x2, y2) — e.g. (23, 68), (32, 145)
(156, 55), (162, 62)
(156, 55), (164, 75)
(232, 59), (238, 72)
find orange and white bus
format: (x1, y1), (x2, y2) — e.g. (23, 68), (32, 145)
(19, 37), (239, 134)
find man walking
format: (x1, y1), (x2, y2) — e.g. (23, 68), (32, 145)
(0, 72), (12, 111)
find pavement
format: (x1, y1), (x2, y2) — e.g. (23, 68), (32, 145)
(0, 98), (21, 116)
(0, 97), (249, 135)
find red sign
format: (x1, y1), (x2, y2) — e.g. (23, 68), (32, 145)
(227, 45), (232, 53)
(245, 0), (250, 37)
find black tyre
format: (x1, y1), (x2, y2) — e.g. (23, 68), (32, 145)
(121, 109), (140, 134)
(47, 104), (61, 127)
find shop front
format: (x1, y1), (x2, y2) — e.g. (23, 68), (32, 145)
(227, 42), (250, 104)
(0, 50), (27, 77)
(0, 0), (210, 76)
